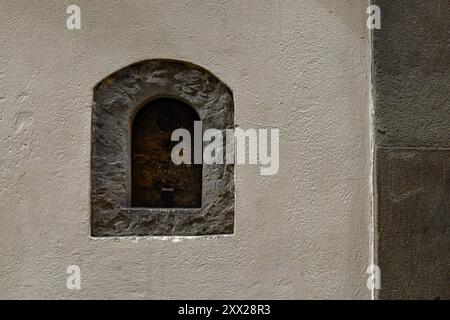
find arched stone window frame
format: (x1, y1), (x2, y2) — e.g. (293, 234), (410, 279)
(91, 59), (235, 237)
(130, 97), (203, 209)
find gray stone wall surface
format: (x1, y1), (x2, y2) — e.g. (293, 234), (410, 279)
(373, 0), (450, 300)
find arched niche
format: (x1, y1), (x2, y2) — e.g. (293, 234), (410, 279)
(131, 97), (202, 208)
(91, 59), (234, 237)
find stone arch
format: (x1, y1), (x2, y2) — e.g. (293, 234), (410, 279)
(91, 59), (234, 237)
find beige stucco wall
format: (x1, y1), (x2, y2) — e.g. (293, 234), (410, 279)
(0, 0), (371, 299)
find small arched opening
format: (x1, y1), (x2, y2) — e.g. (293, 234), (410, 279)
(131, 98), (202, 208)
(91, 59), (234, 237)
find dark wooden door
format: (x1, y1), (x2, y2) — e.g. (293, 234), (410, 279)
(131, 98), (202, 208)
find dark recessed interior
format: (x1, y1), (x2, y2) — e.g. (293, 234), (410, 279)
(131, 98), (202, 208)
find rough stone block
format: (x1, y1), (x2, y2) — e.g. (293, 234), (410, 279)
(377, 148), (450, 299)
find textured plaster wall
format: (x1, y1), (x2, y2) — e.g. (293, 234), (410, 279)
(0, 0), (371, 299)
